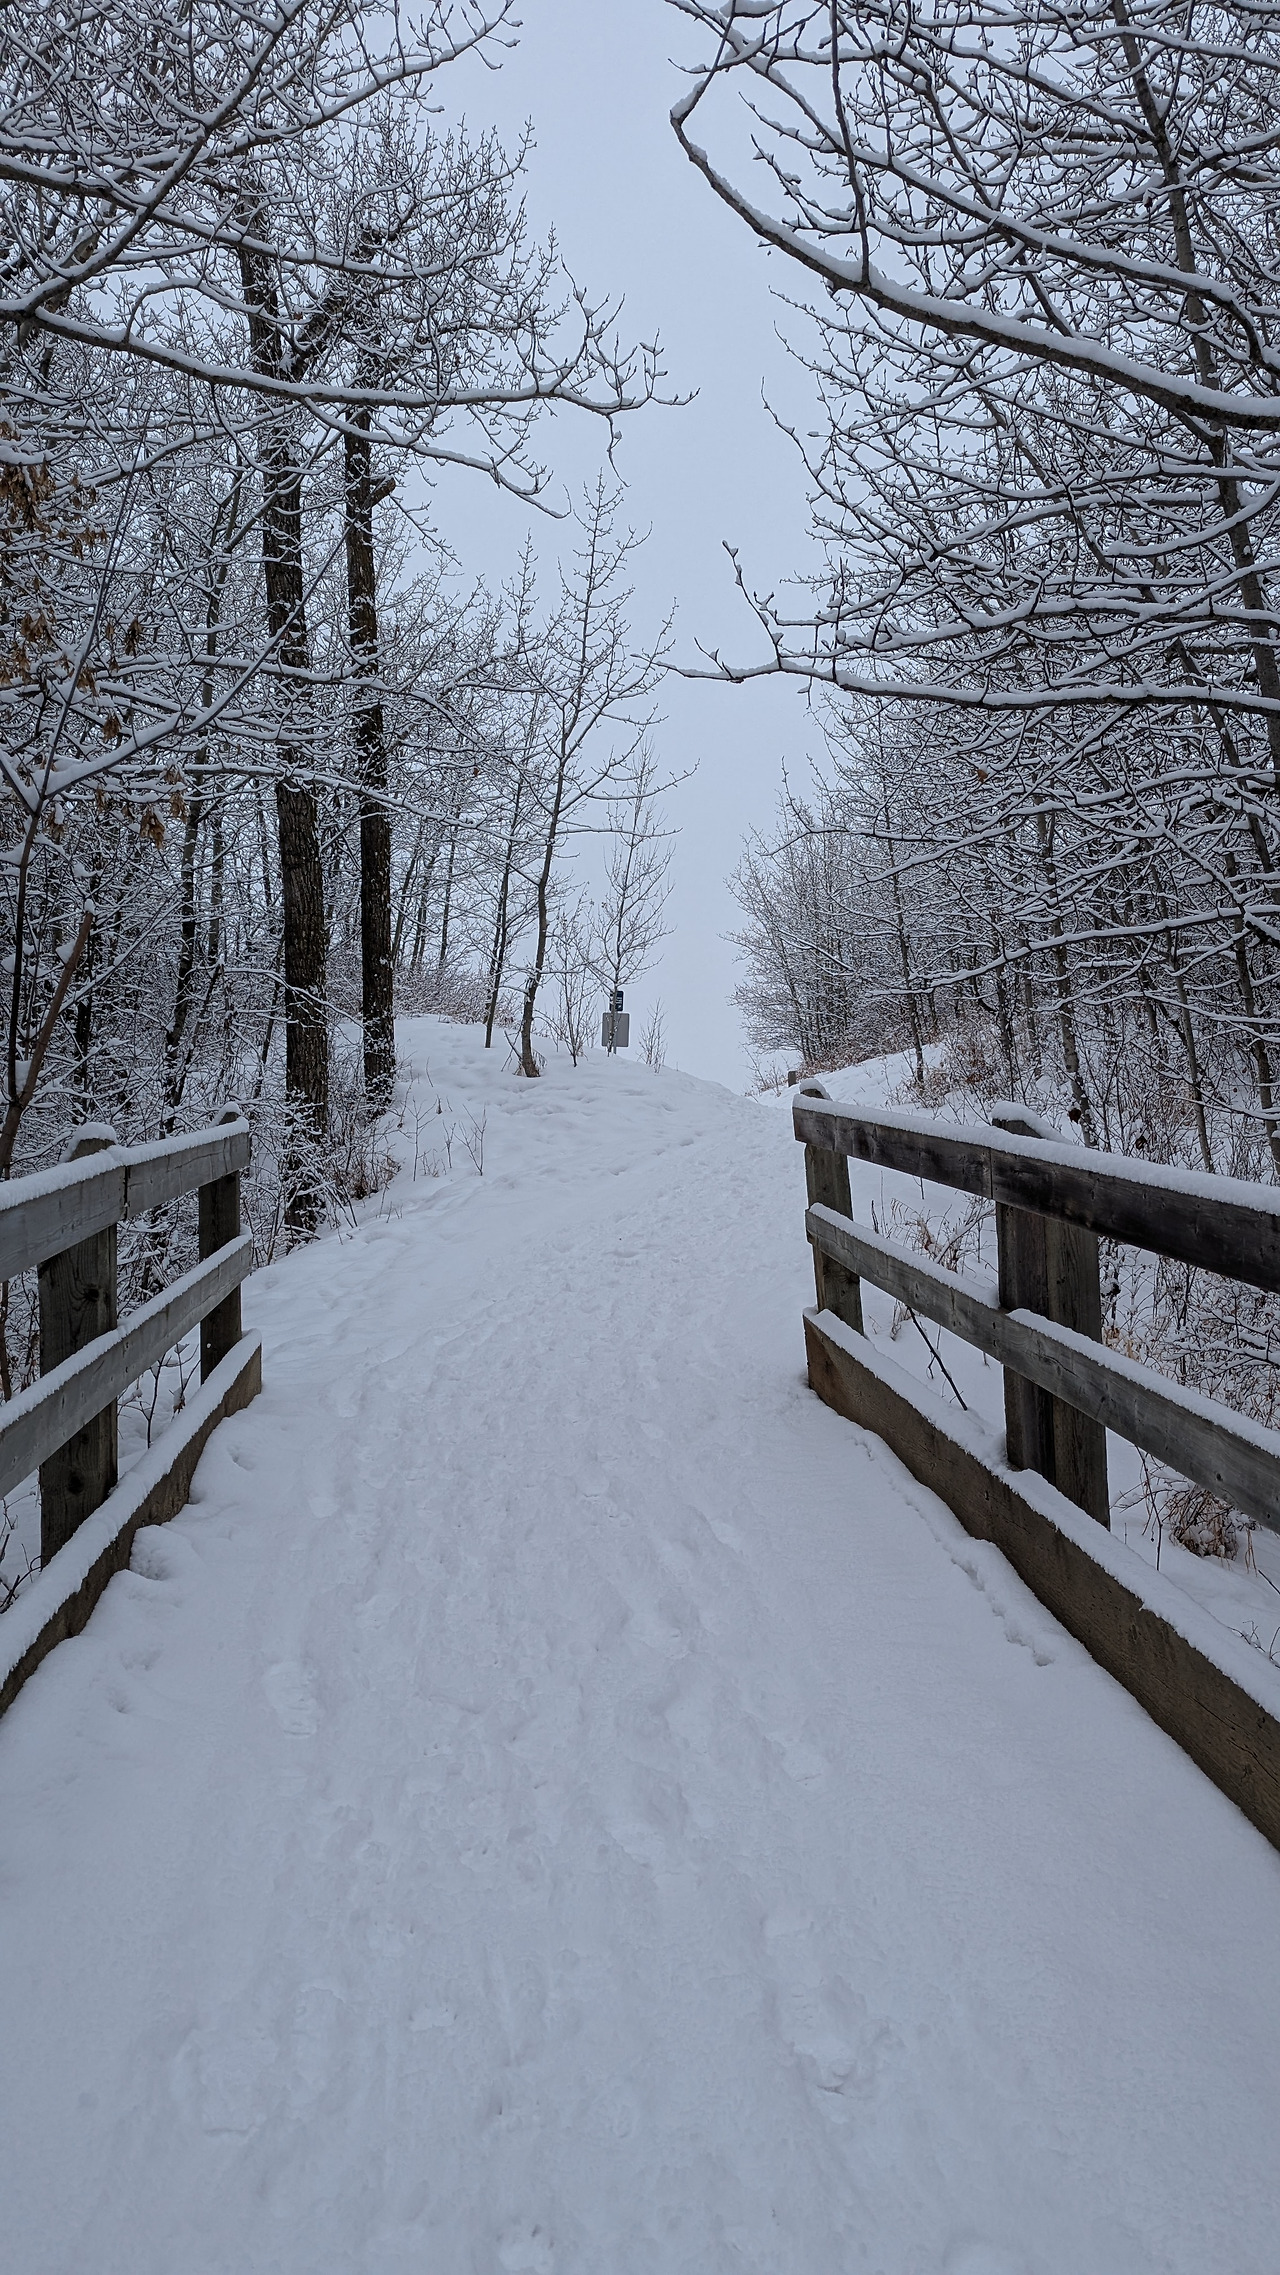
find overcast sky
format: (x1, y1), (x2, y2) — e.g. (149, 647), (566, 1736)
(427, 0), (829, 1090)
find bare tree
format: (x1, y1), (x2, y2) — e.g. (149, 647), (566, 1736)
(2, 0), (662, 1232)
(668, 1), (1280, 745)
(592, 747), (673, 1050)
(510, 485), (669, 1078)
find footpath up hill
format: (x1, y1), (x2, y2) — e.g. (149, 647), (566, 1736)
(0, 1019), (1277, 2274)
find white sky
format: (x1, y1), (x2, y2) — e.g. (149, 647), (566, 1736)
(428, 0), (829, 1090)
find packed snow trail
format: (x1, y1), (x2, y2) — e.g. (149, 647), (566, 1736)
(1, 1023), (1277, 2275)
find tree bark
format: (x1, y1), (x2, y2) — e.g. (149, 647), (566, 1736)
(344, 409), (394, 1109)
(238, 222), (329, 1229)
(520, 747), (567, 1077)
(485, 774), (525, 1048)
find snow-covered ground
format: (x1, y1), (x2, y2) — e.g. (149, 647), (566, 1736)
(1, 1019), (1278, 2274)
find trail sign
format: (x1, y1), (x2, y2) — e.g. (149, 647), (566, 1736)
(602, 1011), (630, 1049)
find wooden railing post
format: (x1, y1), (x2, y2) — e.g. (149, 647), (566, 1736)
(39, 1126), (119, 1562)
(798, 1082), (864, 1334)
(990, 1109), (1109, 1525)
(198, 1105), (245, 1381)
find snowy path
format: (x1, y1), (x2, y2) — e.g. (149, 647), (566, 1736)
(1, 1022), (1278, 2275)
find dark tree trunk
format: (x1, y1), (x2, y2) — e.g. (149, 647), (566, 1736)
(275, 773), (328, 1132)
(392, 818), (427, 969)
(206, 803), (225, 967)
(519, 748), (568, 1078)
(167, 507), (237, 1127)
(344, 409), (394, 1109)
(239, 224), (329, 1230)
(438, 821), (459, 969)
(72, 913), (95, 1117)
(884, 807), (925, 1090)
(485, 776), (525, 1048)
(167, 786), (204, 1119)
(264, 448), (329, 1222)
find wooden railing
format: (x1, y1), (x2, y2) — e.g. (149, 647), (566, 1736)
(796, 1084), (1280, 1532)
(794, 1082), (1280, 1849)
(0, 1110), (262, 1716)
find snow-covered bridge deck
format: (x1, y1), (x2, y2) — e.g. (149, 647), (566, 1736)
(1, 1023), (1276, 2273)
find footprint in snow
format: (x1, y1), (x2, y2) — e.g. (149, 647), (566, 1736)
(172, 2018), (279, 2136)
(262, 1660), (319, 1737)
(497, 2222), (554, 2273)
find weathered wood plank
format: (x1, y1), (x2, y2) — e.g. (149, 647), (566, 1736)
(1040, 1216), (1110, 1524)
(794, 1098), (994, 1205)
(0, 1236), (252, 1501)
(124, 1124), (250, 1216)
(803, 1308), (1280, 1855)
(0, 1119), (250, 1286)
(793, 1096), (1280, 1294)
(988, 1101), (1109, 1523)
(0, 1334), (262, 1722)
(798, 1086), (864, 1333)
(0, 1159), (126, 1288)
(199, 1111), (244, 1381)
(38, 1127), (119, 1562)
(807, 1204), (1280, 1532)
(995, 1186), (1057, 1479)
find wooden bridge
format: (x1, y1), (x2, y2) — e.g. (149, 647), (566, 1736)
(3, 1080), (1279, 1858)
(1, 1040), (1277, 2267)
(795, 1080), (1280, 1851)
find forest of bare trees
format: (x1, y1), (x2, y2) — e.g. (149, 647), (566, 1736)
(673, 0), (1280, 1534)
(674, 0), (1280, 1184)
(0, 0), (676, 1288)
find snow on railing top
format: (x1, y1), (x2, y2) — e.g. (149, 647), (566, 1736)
(0, 1111), (250, 1286)
(792, 1086), (1280, 1294)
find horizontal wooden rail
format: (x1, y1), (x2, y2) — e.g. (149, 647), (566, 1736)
(794, 1094), (1280, 1294)
(0, 1235), (252, 1502)
(795, 1084), (1280, 1848)
(0, 1121), (251, 1287)
(808, 1204), (1280, 1534)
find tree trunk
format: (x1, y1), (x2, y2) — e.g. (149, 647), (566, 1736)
(885, 815), (925, 1089)
(392, 818), (427, 970)
(438, 819), (459, 970)
(344, 409), (394, 1109)
(166, 784), (204, 1122)
(275, 773), (328, 1132)
(1170, 953), (1216, 1175)
(1035, 811), (1098, 1144)
(168, 508), (238, 1127)
(206, 803), (225, 967)
(1231, 918), (1280, 1179)
(520, 744), (569, 1078)
(485, 777), (525, 1048)
(990, 925), (1019, 1100)
(72, 912), (95, 1118)
(238, 224), (328, 1230)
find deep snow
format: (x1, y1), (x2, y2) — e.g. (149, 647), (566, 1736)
(0, 1020), (1277, 2275)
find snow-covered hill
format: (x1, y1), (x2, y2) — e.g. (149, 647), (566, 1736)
(1, 1021), (1277, 2273)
